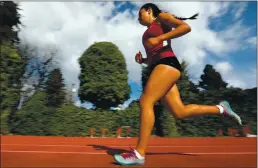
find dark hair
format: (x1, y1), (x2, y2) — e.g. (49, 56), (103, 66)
(140, 3), (198, 20)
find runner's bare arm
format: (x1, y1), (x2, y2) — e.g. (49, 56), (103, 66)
(156, 12), (191, 41)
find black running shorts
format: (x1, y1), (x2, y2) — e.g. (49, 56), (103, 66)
(149, 56), (182, 72)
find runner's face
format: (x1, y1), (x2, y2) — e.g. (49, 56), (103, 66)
(138, 8), (150, 26)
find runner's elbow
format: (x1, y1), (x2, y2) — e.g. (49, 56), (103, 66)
(183, 24), (191, 33)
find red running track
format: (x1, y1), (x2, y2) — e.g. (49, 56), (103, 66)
(1, 135), (257, 167)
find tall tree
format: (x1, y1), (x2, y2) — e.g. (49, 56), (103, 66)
(0, 1), (24, 134)
(78, 42), (130, 109)
(197, 64), (227, 135)
(45, 68), (65, 107)
(0, 41), (25, 134)
(199, 64), (228, 90)
(18, 43), (60, 108)
(0, 1), (22, 44)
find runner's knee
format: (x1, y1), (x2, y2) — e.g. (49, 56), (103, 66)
(173, 104), (199, 119)
(173, 112), (185, 119)
(169, 104), (187, 119)
(139, 93), (156, 108)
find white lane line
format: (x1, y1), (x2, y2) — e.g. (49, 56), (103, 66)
(1, 150), (256, 155)
(185, 152), (257, 155)
(1, 144), (256, 148)
(1, 150), (106, 154)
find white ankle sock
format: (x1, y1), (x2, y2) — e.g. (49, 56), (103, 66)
(134, 149), (145, 159)
(216, 105), (224, 114)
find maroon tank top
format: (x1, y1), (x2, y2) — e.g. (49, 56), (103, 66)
(142, 19), (176, 65)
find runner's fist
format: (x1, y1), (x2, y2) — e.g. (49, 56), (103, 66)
(135, 51), (143, 64)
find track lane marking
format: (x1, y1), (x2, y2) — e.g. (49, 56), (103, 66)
(1, 144), (256, 148)
(1, 150), (256, 155)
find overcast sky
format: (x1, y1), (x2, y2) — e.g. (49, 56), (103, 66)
(17, 2), (257, 109)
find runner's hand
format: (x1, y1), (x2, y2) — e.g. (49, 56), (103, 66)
(135, 51), (143, 64)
